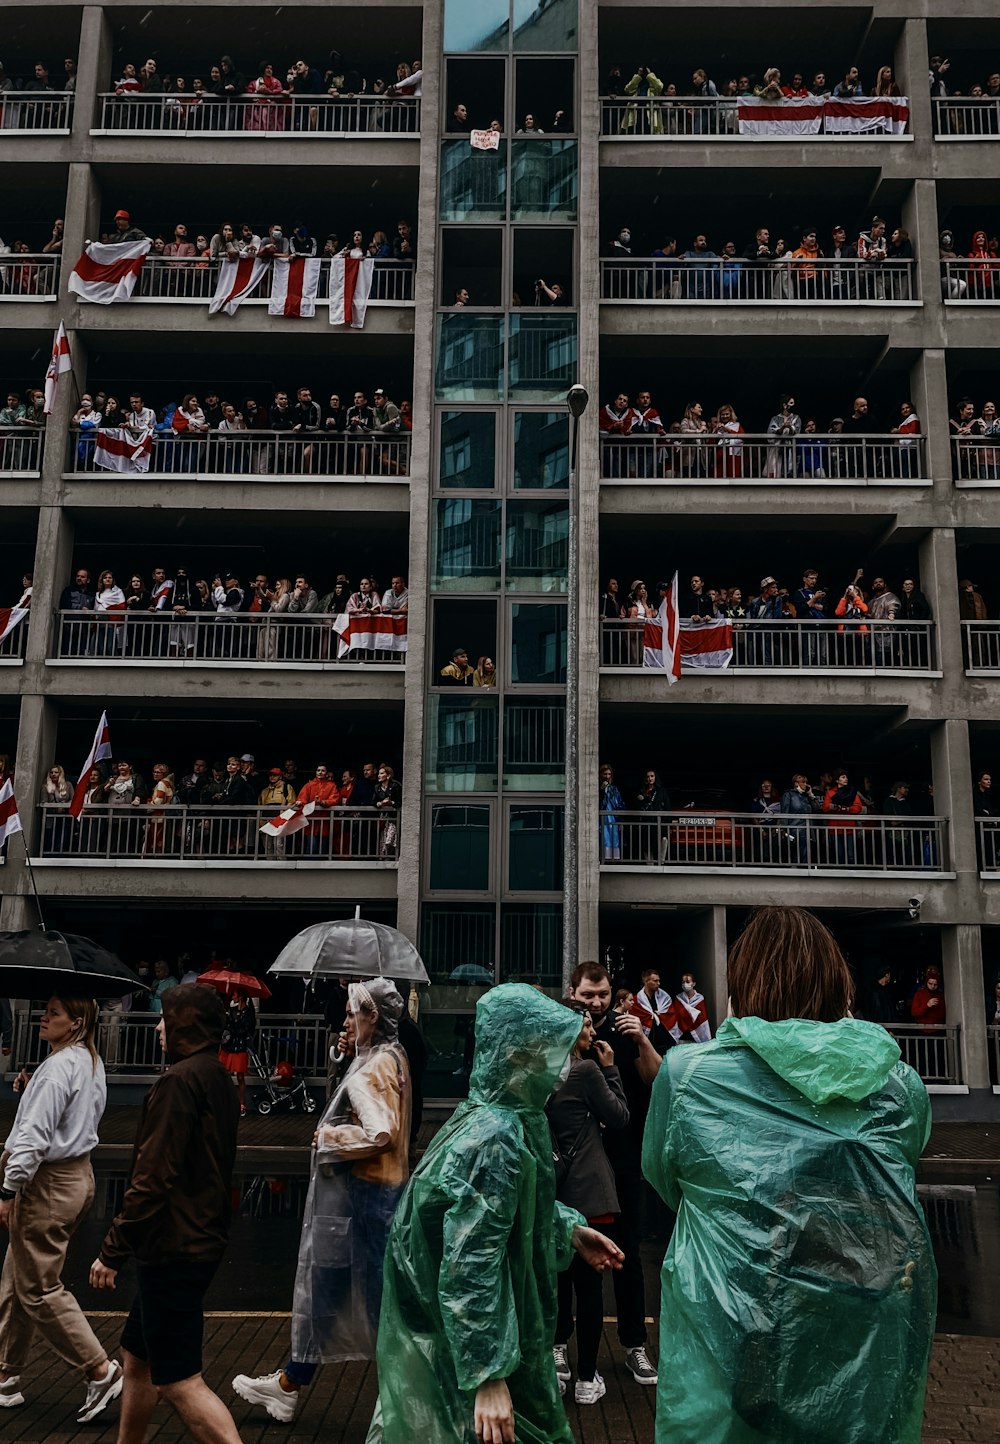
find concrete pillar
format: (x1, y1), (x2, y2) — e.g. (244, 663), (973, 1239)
(919, 527), (961, 681)
(902, 179), (940, 313)
(25, 508), (76, 671)
(11, 696), (61, 859)
(71, 7), (112, 145)
(704, 905), (729, 1029)
(394, 0), (443, 947)
(930, 718), (976, 880)
(895, 20), (932, 159)
(575, 0), (601, 966)
(941, 924), (989, 1090)
(59, 164), (99, 318)
(911, 349), (951, 496)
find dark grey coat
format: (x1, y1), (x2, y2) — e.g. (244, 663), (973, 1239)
(547, 1056), (629, 1219)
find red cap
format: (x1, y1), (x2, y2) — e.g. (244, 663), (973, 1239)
(114, 209), (130, 222)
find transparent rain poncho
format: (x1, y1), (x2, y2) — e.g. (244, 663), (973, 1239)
(642, 1016), (937, 1444)
(366, 983), (586, 1444)
(291, 978), (411, 1364)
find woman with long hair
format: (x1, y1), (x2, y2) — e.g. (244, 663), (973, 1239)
(95, 569), (126, 657)
(0, 996), (123, 1423)
(40, 763), (74, 855)
(643, 906), (935, 1444)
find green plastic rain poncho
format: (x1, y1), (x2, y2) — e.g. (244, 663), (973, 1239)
(642, 1016), (937, 1444)
(366, 984), (586, 1444)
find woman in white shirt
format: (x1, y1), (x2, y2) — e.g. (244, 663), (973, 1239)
(0, 996), (122, 1424)
(95, 569), (126, 656)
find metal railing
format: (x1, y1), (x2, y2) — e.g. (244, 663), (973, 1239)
(0, 92), (73, 132)
(886, 1024), (962, 1086)
(976, 818), (1000, 873)
(941, 260), (1000, 303)
(66, 428), (410, 479)
(601, 618), (936, 672)
(95, 92), (420, 136)
(599, 432), (926, 484)
(53, 610), (406, 665)
(964, 622), (1000, 673)
(601, 94), (908, 139)
(990, 1025), (1000, 1085)
(600, 810), (947, 872)
(0, 254), (60, 300)
(0, 618), (27, 661)
(0, 429), (43, 475)
(952, 436), (1000, 483)
(933, 97), (1000, 138)
(8, 1008), (329, 1084)
(601, 256), (917, 303)
(131, 256), (413, 303)
(36, 802), (399, 863)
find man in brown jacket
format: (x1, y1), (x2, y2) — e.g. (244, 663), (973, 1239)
(89, 984), (240, 1443)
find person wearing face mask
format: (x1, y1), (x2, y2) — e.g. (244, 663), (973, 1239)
(290, 223), (317, 257)
(606, 224), (633, 258)
(670, 974), (712, 1043)
(259, 222), (289, 258)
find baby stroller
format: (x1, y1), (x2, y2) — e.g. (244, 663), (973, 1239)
(250, 1030), (318, 1116)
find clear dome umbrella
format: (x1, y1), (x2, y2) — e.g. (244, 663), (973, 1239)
(269, 915), (429, 984)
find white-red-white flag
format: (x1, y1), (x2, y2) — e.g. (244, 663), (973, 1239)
(679, 617), (734, 670)
(329, 254), (375, 329)
(208, 255), (271, 316)
(68, 239), (150, 304)
(69, 711), (112, 821)
(0, 778), (22, 850)
(0, 606), (29, 644)
(93, 427), (154, 474)
(333, 613), (408, 657)
(268, 256), (322, 318)
(260, 800), (316, 838)
(643, 573), (681, 684)
(43, 321), (72, 413)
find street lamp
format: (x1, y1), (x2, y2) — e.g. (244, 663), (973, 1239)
(563, 382), (589, 992)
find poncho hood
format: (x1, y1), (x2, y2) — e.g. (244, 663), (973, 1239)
(718, 1015), (901, 1103)
(469, 983), (582, 1111)
(163, 982), (226, 1058)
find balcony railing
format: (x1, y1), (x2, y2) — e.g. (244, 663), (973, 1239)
(36, 802), (399, 863)
(0, 429), (43, 475)
(600, 432), (926, 484)
(963, 622), (1000, 673)
(53, 610), (406, 665)
(886, 1024), (962, 1086)
(9, 1009), (329, 1085)
(0, 254), (60, 300)
(0, 617), (27, 662)
(990, 1025), (1000, 1085)
(94, 92), (420, 136)
(952, 435), (1000, 483)
(601, 256), (917, 304)
(0, 92), (73, 132)
(66, 428), (409, 480)
(933, 97), (1000, 139)
(976, 818), (1000, 874)
(601, 618), (937, 673)
(600, 810), (947, 872)
(131, 256), (413, 303)
(601, 94), (909, 139)
(941, 260), (1000, 303)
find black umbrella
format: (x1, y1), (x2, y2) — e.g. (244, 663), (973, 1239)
(0, 930), (145, 1000)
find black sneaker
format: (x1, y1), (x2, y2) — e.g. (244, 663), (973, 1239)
(625, 1346), (658, 1385)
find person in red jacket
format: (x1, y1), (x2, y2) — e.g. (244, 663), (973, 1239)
(910, 967), (946, 1027)
(822, 770), (864, 866)
(292, 763), (341, 857)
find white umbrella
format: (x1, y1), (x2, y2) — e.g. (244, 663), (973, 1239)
(270, 917), (429, 983)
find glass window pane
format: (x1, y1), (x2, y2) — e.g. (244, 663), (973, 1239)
(425, 694), (499, 791)
(510, 140), (577, 220)
(508, 314), (577, 401)
(508, 805), (564, 891)
(439, 411), (496, 490)
(513, 0), (578, 50)
(433, 498), (502, 590)
(503, 695), (565, 789)
(510, 603), (566, 682)
(436, 315), (505, 401)
(445, 0), (509, 52)
(513, 411), (569, 488)
(430, 804), (491, 890)
(505, 499), (568, 592)
(440, 140), (507, 222)
(500, 903), (562, 985)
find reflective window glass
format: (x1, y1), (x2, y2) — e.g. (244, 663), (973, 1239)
(505, 499), (568, 591)
(508, 805), (564, 890)
(500, 903), (562, 984)
(444, 0), (509, 52)
(436, 315), (505, 400)
(510, 604), (567, 683)
(510, 140), (577, 221)
(440, 412), (497, 490)
(508, 314), (577, 401)
(513, 0), (578, 50)
(513, 412), (569, 489)
(440, 140), (507, 223)
(503, 695), (565, 789)
(433, 498), (502, 590)
(430, 804), (492, 890)
(425, 694), (499, 791)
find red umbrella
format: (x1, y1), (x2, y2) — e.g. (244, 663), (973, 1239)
(198, 968), (271, 1000)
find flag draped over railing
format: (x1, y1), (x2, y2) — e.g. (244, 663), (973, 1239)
(267, 256), (322, 318)
(93, 428), (154, 473)
(329, 254), (375, 329)
(68, 239), (151, 304)
(333, 613), (408, 657)
(642, 574), (734, 677)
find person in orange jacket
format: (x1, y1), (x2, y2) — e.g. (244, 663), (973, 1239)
(293, 763), (341, 856)
(822, 770), (864, 864)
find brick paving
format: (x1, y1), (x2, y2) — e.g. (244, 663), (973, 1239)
(7, 1318), (998, 1443)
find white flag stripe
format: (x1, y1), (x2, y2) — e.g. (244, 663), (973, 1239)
(68, 239), (150, 304)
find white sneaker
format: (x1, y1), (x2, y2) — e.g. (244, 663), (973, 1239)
(77, 1359), (123, 1423)
(552, 1344), (571, 1382)
(0, 1375), (24, 1409)
(574, 1372), (606, 1405)
(232, 1370), (299, 1423)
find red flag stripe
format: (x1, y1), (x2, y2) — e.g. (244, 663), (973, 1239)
(283, 257), (305, 317)
(72, 253), (146, 285)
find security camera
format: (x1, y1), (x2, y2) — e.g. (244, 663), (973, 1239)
(907, 895), (923, 920)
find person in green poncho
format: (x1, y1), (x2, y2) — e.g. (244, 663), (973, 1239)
(642, 906), (937, 1444)
(366, 983), (624, 1444)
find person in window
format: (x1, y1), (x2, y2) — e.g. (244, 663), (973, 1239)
(439, 647), (474, 685)
(599, 763), (624, 862)
(472, 656), (496, 687)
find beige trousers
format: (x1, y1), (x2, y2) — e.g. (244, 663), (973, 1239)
(0, 1152), (106, 1375)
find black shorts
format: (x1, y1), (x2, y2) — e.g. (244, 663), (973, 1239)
(120, 1259), (220, 1386)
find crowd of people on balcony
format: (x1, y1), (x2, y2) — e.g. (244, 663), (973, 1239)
(930, 58), (1000, 104)
(604, 217), (914, 300)
(39, 755), (402, 860)
(86, 211), (417, 269)
(599, 390), (921, 478)
(605, 63), (902, 105)
(950, 396), (1000, 477)
(603, 568), (931, 624)
(447, 101), (573, 135)
(939, 227), (1000, 299)
(55, 566), (408, 660)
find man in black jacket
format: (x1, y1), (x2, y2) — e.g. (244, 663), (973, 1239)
(90, 985), (240, 1443)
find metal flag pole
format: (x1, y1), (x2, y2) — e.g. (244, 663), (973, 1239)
(562, 382), (590, 992)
